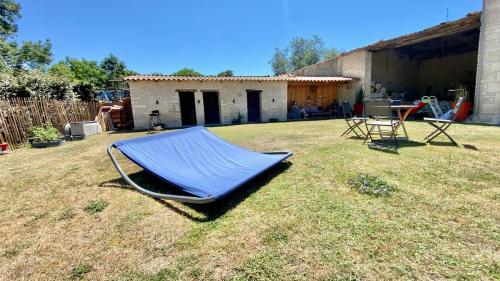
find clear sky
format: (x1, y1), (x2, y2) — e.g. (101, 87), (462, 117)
(15, 0), (482, 75)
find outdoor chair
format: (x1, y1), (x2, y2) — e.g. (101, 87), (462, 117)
(340, 101), (366, 138)
(423, 97), (464, 145)
(363, 99), (399, 145)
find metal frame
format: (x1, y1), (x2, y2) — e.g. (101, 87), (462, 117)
(340, 101), (366, 138)
(423, 96), (464, 146)
(107, 144), (292, 204)
(107, 144), (216, 204)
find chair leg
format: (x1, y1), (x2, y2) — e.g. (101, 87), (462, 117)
(426, 123), (447, 143)
(425, 122), (446, 140)
(341, 121), (356, 137)
(425, 123), (456, 145)
(352, 121), (366, 137)
(364, 125), (375, 144)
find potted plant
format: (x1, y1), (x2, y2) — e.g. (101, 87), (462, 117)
(451, 85), (472, 122)
(29, 124), (65, 148)
(353, 88), (364, 116)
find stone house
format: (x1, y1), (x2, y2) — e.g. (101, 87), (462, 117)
(125, 75), (354, 129)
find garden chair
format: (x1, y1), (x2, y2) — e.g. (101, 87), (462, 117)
(363, 99), (399, 145)
(423, 97), (464, 145)
(340, 101), (366, 138)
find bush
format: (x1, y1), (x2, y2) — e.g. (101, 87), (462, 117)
(0, 70), (77, 100)
(29, 124), (61, 142)
(347, 173), (396, 197)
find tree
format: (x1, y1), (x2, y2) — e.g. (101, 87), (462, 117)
(172, 68), (202, 76)
(289, 35), (325, 71)
(100, 54), (126, 81)
(217, 70), (234, 77)
(48, 61), (74, 81)
(0, 39), (17, 70)
(325, 47), (340, 60)
(0, 0), (21, 39)
(15, 39), (52, 70)
(270, 48), (290, 75)
(269, 35), (336, 75)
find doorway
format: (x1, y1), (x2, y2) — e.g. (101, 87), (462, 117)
(247, 90), (261, 123)
(179, 91), (197, 126)
(203, 91), (220, 125)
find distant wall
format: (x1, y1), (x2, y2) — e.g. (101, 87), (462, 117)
(417, 51), (478, 99)
(294, 50), (372, 101)
(129, 80), (287, 129)
(371, 49), (419, 95)
(371, 49), (478, 101)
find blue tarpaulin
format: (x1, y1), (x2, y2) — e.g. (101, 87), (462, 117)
(111, 126), (292, 201)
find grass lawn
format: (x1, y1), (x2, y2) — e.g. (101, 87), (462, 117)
(0, 120), (499, 280)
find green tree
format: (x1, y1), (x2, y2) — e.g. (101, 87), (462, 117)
(15, 39), (52, 70)
(269, 48), (290, 75)
(270, 35), (335, 75)
(289, 35), (325, 71)
(217, 70), (234, 77)
(0, 0), (21, 38)
(48, 61), (74, 81)
(100, 54), (126, 81)
(0, 39), (17, 70)
(172, 68), (202, 76)
(325, 47), (340, 60)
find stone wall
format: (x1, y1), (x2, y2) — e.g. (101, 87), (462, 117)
(294, 50), (372, 100)
(474, 0), (500, 124)
(128, 80), (288, 129)
(371, 49), (419, 95)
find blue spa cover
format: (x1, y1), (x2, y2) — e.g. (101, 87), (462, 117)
(112, 126), (292, 200)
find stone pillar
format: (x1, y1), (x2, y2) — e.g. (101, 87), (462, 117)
(473, 0), (500, 124)
(194, 91), (205, 125)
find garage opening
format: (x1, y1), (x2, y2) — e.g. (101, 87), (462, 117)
(179, 91), (197, 126)
(247, 90), (261, 122)
(369, 12), (481, 118)
(203, 91), (220, 125)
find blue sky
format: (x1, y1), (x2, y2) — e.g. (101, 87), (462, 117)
(16, 0), (482, 75)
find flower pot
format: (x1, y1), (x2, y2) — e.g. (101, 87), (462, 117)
(451, 101), (472, 122)
(0, 143), (7, 152)
(353, 103), (363, 116)
(31, 139), (65, 148)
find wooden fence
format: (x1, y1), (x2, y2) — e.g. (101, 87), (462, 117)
(0, 97), (101, 149)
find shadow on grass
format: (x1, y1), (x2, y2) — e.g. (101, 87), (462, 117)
(100, 161), (292, 222)
(346, 136), (366, 141)
(427, 141), (459, 147)
(398, 140), (427, 148)
(462, 144), (479, 150)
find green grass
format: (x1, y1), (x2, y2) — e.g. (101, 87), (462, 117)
(70, 264), (92, 280)
(0, 120), (499, 280)
(84, 200), (109, 214)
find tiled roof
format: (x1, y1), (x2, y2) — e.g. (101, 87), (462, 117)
(124, 74), (355, 82)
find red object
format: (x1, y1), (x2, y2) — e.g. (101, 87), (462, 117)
(407, 101), (426, 115)
(452, 101), (472, 122)
(0, 143), (8, 152)
(353, 103), (363, 116)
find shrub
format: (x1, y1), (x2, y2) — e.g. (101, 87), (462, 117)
(29, 124), (61, 142)
(347, 173), (396, 197)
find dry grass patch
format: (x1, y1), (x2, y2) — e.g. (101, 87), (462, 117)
(0, 120), (499, 280)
